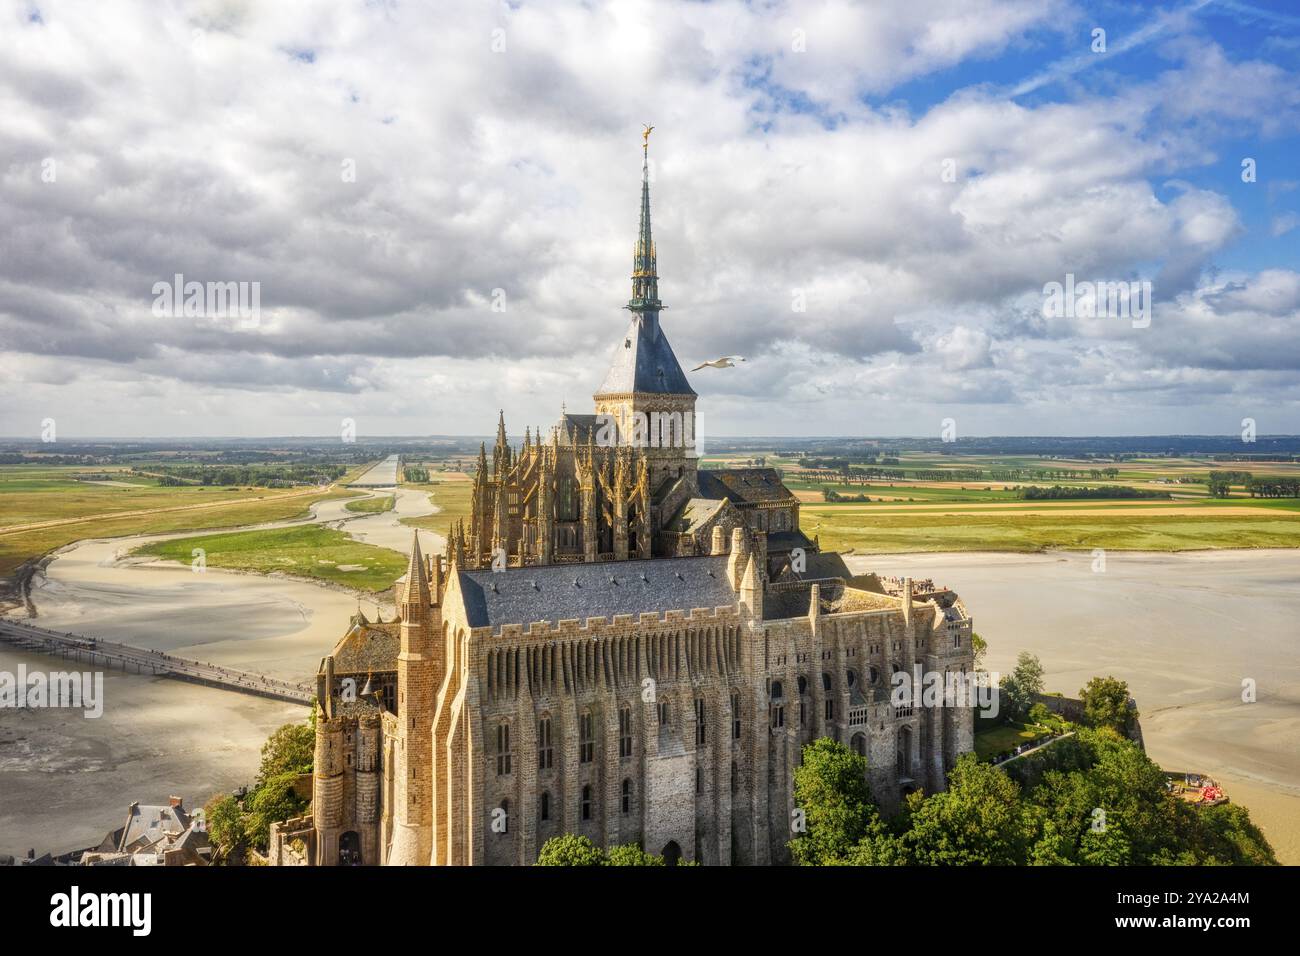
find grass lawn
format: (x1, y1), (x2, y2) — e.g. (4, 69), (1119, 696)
(974, 723), (1047, 761)
(133, 524), (408, 593)
(400, 481), (474, 539)
(345, 494), (395, 514)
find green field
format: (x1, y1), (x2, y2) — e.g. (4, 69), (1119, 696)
(804, 507), (1300, 553)
(0, 463), (372, 576)
(345, 494), (395, 514)
(399, 480), (474, 539)
(133, 525), (408, 593)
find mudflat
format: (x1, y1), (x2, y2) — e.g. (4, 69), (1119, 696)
(847, 549), (1300, 864)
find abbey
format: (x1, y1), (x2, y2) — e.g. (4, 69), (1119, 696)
(268, 137), (976, 867)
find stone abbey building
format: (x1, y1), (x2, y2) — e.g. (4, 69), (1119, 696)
(269, 136), (976, 867)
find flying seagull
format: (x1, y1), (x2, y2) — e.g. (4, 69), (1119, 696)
(691, 356), (747, 371)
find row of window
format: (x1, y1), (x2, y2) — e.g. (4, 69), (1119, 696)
(497, 696), (748, 777)
(511, 762), (748, 834)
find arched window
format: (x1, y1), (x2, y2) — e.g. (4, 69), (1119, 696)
(581, 785), (592, 821)
(821, 672), (832, 692)
(579, 710), (594, 764)
(618, 705), (633, 758)
(846, 670), (857, 689)
(850, 732), (867, 757)
(621, 778), (632, 814)
(658, 700), (670, 726)
(537, 715), (553, 770)
(495, 721), (511, 776)
(797, 675), (808, 696)
(770, 680), (784, 700)
(540, 791), (551, 823)
(868, 666), (879, 685)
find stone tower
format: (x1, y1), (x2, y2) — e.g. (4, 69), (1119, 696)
(592, 127), (698, 492)
(386, 531), (439, 865)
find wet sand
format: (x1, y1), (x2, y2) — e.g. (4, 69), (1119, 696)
(847, 549), (1300, 864)
(0, 483), (437, 856)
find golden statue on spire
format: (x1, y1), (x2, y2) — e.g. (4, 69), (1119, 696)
(642, 124), (654, 150)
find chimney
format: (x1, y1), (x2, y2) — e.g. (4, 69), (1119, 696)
(169, 796), (184, 809)
(808, 583), (821, 627)
(902, 576), (913, 630)
(711, 526), (726, 555)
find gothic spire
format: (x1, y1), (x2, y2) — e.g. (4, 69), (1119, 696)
(630, 124), (660, 312)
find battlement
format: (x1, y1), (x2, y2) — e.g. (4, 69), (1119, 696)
(479, 604), (738, 641)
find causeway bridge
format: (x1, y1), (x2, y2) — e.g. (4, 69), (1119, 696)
(0, 618), (313, 706)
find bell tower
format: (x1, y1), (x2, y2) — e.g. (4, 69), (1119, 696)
(592, 126), (698, 492)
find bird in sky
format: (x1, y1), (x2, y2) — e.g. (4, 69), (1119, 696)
(691, 356), (746, 371)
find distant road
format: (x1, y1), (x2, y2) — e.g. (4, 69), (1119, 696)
(0, 618), (313, 705)
(347, 454), (400, 487)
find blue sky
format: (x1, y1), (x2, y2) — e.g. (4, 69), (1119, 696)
(1, 0), (1298, 438)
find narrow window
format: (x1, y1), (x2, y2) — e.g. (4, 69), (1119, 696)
(581, 785), (592, 821)
(621, 778), (632, 814)
(824, 698), (835, 720)
(580, 710), (594, 764)
(537, 716), (553, 770)
(540, 791), (551, 822)
(658, 701), (670, 726)
(695, 697), (706, 745)
(619, 705), (633, 758)
(496, 721), (511, 776)
(695, 766), (703, 794)
(731, 691), (741, 740)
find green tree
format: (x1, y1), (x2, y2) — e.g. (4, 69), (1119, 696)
(255, 721), (315, 787)
(606, 843), (666, 866)
(789, 738), (882, 865)
(203, 793), (245, 862)
(971, 631), (987, 671)
(1000, 651), (1045, 721)
(1080, 676), (1136, 735)
(243, 773), (309, 851)
(905, 755), (1029, 865)
(536, 834), (606, 866)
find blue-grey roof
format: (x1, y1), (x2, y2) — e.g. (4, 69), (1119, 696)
(457, 554), (735, 629)
(595, 313), (696, 397)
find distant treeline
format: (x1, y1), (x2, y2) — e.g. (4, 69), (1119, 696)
(821, 488), (871, 502)
(402, 464), (430, 483)
(142, 463), (346, 487)
(1016, 485), (1170, 501)
(1244, 476), (1300, 498)
(799, 465), (1123, 483)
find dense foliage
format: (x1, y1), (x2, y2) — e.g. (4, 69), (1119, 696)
(789, 734), (1275, 866)
(536, 836), (681, 866)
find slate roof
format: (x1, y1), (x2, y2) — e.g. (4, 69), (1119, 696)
(668, 497), (725, 534)
(697, 468), (797, 505)
(595, 314), (695, 397)
(557, 413), (600, 444)
(457, 554), (737, 629)
(331, 622), (399, 674)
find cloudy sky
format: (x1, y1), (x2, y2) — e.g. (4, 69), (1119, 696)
(2, 0), (1298, 439)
